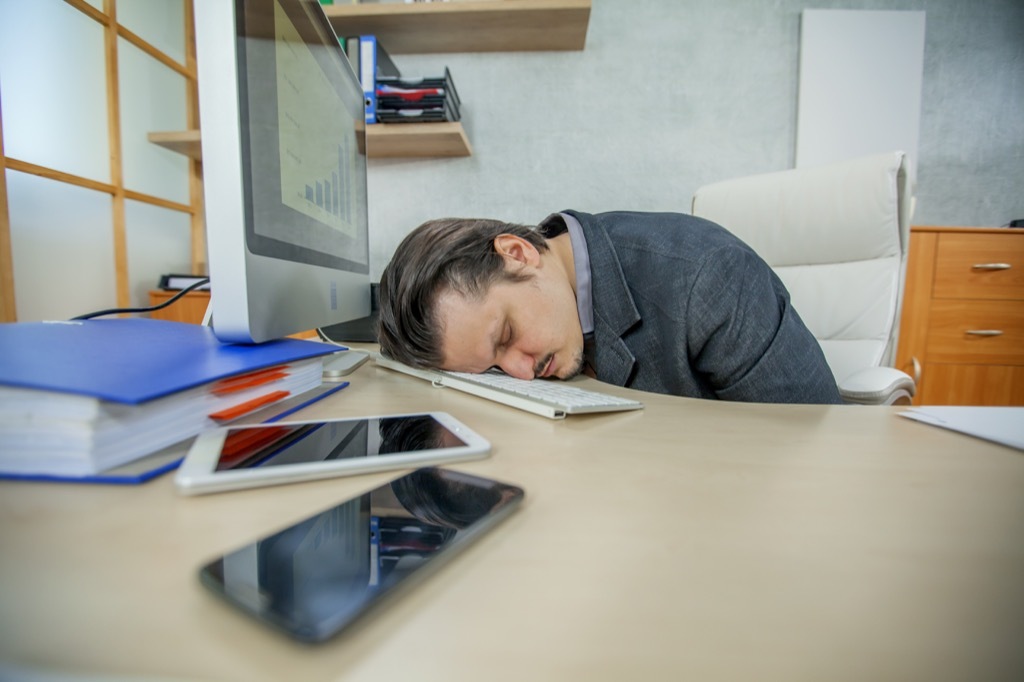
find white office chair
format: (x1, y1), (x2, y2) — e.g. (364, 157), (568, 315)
(691, 151), (916, 405)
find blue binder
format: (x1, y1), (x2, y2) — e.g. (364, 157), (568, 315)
(0, 318), (337, 403)
(360, 35), (377, 123)
(0, 318), (344, 483)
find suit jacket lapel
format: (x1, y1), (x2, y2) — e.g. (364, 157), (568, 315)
(568, 211), (641, 386)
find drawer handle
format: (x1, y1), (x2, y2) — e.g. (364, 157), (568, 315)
(965, 329), (1004, 337)
(971, 263), (1011, 271)
(911, 356), (922, 385)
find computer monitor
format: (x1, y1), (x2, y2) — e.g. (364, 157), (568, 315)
(195, 0), (370, 344)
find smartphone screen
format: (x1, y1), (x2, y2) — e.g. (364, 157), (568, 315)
(198, 467), (524, 642)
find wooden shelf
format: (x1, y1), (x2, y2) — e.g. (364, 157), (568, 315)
(323, 0), (591, 53)
(148, 2), (593, 160)
(148, 122), (471, 160)
(147, 130), (202, 160)
(366, 122), (471, 158)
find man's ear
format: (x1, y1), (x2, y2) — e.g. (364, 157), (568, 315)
(493, 234), (541, 268)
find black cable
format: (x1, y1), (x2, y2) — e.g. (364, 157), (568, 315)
(70, 277), (211, 320)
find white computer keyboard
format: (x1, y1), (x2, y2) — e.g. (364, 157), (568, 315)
(374, 354), (644, 420)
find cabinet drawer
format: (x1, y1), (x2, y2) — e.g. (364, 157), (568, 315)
(933, 232), (1024, 300)
(926, 299), (1024, 364)
(919, 364), (1024, 405)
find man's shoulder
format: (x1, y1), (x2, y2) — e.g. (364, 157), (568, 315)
(568, 209), (747, 254)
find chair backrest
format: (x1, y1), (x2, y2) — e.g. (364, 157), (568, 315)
(691, 151), (911, 384)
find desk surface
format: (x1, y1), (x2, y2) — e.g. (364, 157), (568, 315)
(2, 356), (1023, 681)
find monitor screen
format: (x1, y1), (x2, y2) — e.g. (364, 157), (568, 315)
(195, 0), (370, 343)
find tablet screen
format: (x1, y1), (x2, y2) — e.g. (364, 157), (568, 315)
(213, 415), (468, 473)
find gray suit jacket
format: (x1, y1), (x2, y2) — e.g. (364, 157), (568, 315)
(563, 210), (842, 404)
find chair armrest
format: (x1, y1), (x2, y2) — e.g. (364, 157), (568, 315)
(839, 367), (916, 406)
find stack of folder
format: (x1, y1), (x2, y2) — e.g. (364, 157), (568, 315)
(0, 318), (340, 482)
(343, 34), (462, 125)
(375, 68), (462, 124)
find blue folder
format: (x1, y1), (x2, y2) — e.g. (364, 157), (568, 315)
(0, 318), (338, 403)
(0, 318), (346, 484)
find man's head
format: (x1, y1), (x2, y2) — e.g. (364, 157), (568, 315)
(377, 218), (585, 380)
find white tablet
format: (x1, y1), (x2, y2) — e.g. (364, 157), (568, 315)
(175, 412), (491, 496)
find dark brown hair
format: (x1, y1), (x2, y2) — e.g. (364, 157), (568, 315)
(376, 218), (548, 368)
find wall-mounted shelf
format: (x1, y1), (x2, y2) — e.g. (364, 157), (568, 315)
(148, 122), (472, 160)
(149, 2), (591, 162)
(147, 130), (202, 160)
(366, 122), (471, 158)
(323, 0), (591, 53)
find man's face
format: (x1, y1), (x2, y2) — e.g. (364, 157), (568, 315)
(435, 265), (585, 381)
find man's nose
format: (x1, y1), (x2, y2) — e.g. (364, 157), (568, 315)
(498, 348), (535, 380)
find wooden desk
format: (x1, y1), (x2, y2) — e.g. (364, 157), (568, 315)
(1, 360), (1022, 681)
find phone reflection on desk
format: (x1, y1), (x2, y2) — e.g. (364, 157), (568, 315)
(200, 466), (523, 642)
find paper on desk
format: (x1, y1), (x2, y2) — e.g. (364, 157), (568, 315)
(899, 407), (1024, 451)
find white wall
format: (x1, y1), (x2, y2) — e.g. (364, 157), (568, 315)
(366, 0), (1024, 280)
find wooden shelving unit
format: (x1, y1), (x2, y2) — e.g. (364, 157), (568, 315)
(323, 0), (591, 54)
(149, 1), (590, 160)
(148, 123), (471, 159)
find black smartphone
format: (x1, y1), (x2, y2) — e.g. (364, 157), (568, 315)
(197, 467), (524, 643)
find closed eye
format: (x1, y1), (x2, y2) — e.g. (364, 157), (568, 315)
(494, 322), (512, 355)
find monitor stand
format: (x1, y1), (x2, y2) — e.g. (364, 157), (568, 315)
(317, 282), (379, 344)
(201, 297), (369, 380)
(317, 312), (378, 344)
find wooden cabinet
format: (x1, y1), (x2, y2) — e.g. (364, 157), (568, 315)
(896, 226), (1024, 405)
(146, 290), (319, 339)
(148, 290), (209, 325)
